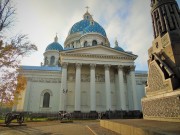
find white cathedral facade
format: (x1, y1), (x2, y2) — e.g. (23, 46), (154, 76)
(15, 11), (147, 113)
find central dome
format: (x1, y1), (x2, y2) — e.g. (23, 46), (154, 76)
(68, 11), (106, 37)
(69, 20), (90, 35)
(83, 22), (106, 37)
(64, 11), (110, 48)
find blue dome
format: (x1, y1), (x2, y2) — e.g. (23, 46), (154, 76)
(69, 20), (106, 37)
(45, 42), (63, 51)
(69, 20), (90, 35)
(83, 22), (106, 37)
(114, 46), (124, 51)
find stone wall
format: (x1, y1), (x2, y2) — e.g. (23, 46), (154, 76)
(142, 91), (180, 122)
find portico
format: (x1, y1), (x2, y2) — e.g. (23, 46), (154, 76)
(59, 45), (138, 112)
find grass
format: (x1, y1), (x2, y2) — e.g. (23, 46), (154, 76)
(0, 117), (49, 124)
(26, 118), (48, 122)
(0, 119), (4, 123)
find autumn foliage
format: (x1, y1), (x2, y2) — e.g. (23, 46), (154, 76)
(0, 0), (37, 109)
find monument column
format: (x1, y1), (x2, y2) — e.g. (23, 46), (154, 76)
(118, 65), (126, 110)
(130, 65), (138, 110)
(59, 62), (68, 111)
(90, 64), (96, 112)
(74, 63), (82, 111)
(104, 64), (111, 111)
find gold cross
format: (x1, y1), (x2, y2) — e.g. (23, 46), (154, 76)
(85, 6), (89, 12)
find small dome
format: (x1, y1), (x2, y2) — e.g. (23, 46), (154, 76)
(114, 46), (124, 51)
(83, 22), (106, 37)
(114, 39), (124, 51)
(45, 36), (63, 51)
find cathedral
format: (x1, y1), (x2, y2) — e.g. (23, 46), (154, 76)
(14, 10), (147, 113)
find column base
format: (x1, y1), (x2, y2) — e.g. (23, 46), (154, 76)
(73, 111), (81, 113)
(90, 111), (97, 113)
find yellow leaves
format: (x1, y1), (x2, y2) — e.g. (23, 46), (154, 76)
(13, 75), (27, 105)
(16, 75), (27, 93)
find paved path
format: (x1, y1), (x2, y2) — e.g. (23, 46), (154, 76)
(101, 119), (180, 135)
(0, 120), (118, 135)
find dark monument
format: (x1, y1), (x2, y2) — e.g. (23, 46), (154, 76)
(142, 0), (180, 122)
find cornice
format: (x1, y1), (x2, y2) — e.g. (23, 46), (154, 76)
(61, 44), (137, 58)
(60, 52), (136, 60)
(27, 77), (61, 83)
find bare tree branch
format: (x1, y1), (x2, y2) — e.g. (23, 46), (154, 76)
(0, 0), (37, 106)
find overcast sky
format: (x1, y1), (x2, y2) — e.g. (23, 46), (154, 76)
(8, 0), (180, 71)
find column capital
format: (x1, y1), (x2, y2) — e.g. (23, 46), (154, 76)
(76, 63), (82, 69)
(62, 62), (68, 68)
(104, 64), (111, 70)
(130, 65), (136, 71)
(90, 64), (96, 69)
(118, 65), (124, 70)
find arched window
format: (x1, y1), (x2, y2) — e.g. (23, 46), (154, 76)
(92, 40), (97, 46)
(50, 56), (55, 66)
(43, 92), (50, 108)
(84, 41), (88, 47)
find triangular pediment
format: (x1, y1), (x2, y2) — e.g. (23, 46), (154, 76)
(62, 45), (137, 58)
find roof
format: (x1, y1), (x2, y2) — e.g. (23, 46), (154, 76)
(21, 66), (61, 71)
(135, 70), (148, 74)
(114, 46), (124, 52)
(83, 22), (106, 37)
(45, 42), (63, 51)
(69, 20), (106, 37)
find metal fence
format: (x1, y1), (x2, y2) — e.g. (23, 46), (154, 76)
(2, 110), (143, 120)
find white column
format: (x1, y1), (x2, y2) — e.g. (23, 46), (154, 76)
(59, 62), (68, 111)
(90, 64), (96, 111)
(104, 64), (111, 111)
(75, 63), (82, 111)
(118, 65), (126, 110)
(48, 56), (51, 66)
(130, 65), (138, 110)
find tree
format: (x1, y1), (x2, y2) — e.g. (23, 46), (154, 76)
(0, 0), (37, 109)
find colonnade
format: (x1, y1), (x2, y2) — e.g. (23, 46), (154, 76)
(59, 63), (138, 112)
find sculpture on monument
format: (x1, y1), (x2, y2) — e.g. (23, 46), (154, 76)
(142, 0), (180, 122)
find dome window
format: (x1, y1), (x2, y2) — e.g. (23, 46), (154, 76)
(91, 21), (94, 25)
(84, 41), (88, 47)
(92, 40), (97, 46)
(50, 56), (55, 66)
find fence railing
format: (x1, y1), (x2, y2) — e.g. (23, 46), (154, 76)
(0, 110), (143, 120)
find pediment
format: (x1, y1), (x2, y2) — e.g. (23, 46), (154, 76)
(62, 45), (137, 58)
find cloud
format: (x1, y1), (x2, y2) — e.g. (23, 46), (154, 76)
(87, 0), (153, 70)
(10, 0), (179, 70)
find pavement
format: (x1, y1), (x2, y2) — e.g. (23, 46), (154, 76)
(0, 120), (118, 135)
(100, 119), (180, 135)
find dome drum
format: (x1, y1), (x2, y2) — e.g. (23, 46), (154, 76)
(43, 51), (60, 67)
(80, 34), (106, 47)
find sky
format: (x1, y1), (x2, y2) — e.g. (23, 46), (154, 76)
(7, 0), (180, 71)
